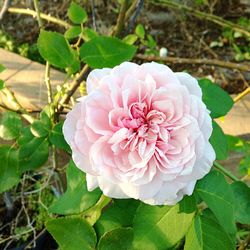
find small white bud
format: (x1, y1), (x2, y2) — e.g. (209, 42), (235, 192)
(159, 47), (168, 58)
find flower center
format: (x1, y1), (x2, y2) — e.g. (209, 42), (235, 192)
(121, 102), (166, 134)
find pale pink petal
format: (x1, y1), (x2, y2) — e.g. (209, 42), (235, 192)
(86, 68), (111, 93)
(86, 174), (99, 191)
(175, 72), (202, 98)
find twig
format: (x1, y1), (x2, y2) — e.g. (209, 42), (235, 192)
(233, 87), (250, 103)
(7, 7), (70, 29)
(0, 0), (10, 20)
(113, 0), (129, 37)
(125, 0), (138, 22)
(90, 0), (97, 32)
(135, 53), (250, 72)
(44, 62), (53, 104)
(58, 64), (89, 112)
(149, 0), (250, 37)
(33, 0), (43, 28)
(238, 232), (250, 250)
(126, 0), (144, 34)
(1, 87), (34, 123)
(21, 174), (36, 248)
(214, 161), (239, 181)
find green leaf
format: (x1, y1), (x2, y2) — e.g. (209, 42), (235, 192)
(81, 28), (98, 42)
(0, 79), (5, 90)
(95, 199), (140, 237)
(0, 111), (22, 140)
(31, 121), (49, 138)
(0, 64), (5, 73)
(46, 217), (97, 250)
(30, 108), (51, 138)
(98, 228), (133, 250)
(226, 135), (246, 152)
(135, 24), (145, 39)
(239, 155), (250, 175)
(65, 26), (81, 40)
(38, 30), (75, 69)
(49, 160), (101, 215)
(231, 181), (250, 224)
(80, 36), (136, 68)
(198, 78), (233, 118)
(123, 34), (138, 45)
(196, 170), (236, 234)
(133, 196), (196, 250)
(0, 146), (20, 193)
(209, 121), (228, 160)
(66, 49), (80, 75)
(68, 2), (87, 24)
(18, 127), (49, 171)
(184, 210), (235, 250)
(49, 122), (71, 153)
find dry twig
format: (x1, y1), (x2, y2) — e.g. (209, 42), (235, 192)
(136, 54), (250, 72)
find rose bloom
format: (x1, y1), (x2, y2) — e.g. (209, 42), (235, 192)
(63, 62), (215, 205)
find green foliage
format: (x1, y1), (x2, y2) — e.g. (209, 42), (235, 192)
(198, 78), (233, 118)
(46, 217), (97, 250)
(81, 28), (98, 41)
(231, 181), (250, 224)
(0, 111), (22, 140)
(98, 228), (133, 250)
(68, 2), (87, 24)
(18, 127), (49, 171)
(0, 29), (44, 63)
(196, 170), (236, 234)
(0, 145), (20, 193)
(95, 199), (140, 237)
(0, 63), (5, 72)
(65, 26), (82, 40)
(49, 160), (101, 215)
(135, 24), (145, 40)
(210, 121), (228, 160)
(0, 79), (5, 90)
(227, 135), (250, 175)
(38, 30), (75, 69)
(123, 34), (138, 45)
(185, 209), (235, 250)
(30, 111), (52, 138)
(49, 121), (71, 152)
(133, 196), (196, 250)
(80, 36), (136, 68)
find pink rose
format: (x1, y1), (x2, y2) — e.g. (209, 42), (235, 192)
(63, 62), (215, 205)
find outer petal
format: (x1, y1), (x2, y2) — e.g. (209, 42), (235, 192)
(175, 72), (202, 98)
(86, 68), (111, 94)
(86, 174), (99, 191)
(97, 176), (129, 198)
(63, 102), (82, 146)
(139, 62), (180, 87)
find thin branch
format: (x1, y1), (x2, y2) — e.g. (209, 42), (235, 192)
(1, 87), (34, 123)
(135, 54), (250, 72)
(214, 161), (239, 182)
(7, 7), (70, 29)
(125, 0), (138, 22)
(126, 0), (144, 34)
(113, 0), (129, 37)
(58, 65), (90, 112)
(0, 0), (10, 20)
(233, 87), (250, 103)
(90, 0), (97, 32)
(238, 232), (250, 250)
(33, 0), (43, 28)
(44, 62), (53, 104)
(150, 0), (250, 37)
